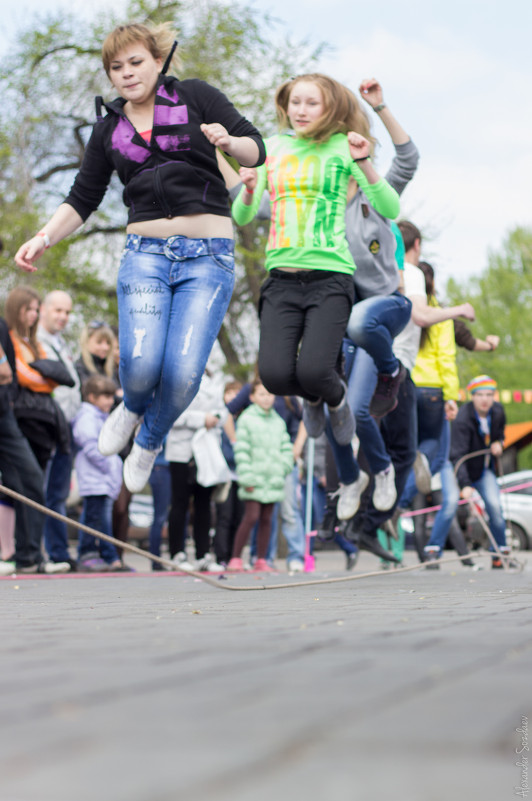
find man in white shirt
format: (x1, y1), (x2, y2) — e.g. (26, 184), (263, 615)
(38, 291), (81, 569)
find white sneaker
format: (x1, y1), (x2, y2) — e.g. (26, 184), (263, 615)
(287, 559), (304, 573)
(0, 561), (15, 576)
(43, 561), (71, 574)
(172, 551), (194, 571)
(98, 402), (140, 456)
(195, 553), (224, 573)
(413, 451), (431, 495)
(373, 463), (397, 511)
(336, 471), (369, 520)
(123, 442), (160, 493)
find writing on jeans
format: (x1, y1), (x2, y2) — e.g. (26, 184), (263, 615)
(129, 303), (162, 320)
(121, 283), (164, 297)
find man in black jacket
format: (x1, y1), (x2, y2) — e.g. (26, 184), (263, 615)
(449, 375), (510, 569)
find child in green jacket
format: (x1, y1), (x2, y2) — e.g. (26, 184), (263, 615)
(227, 379), (293, 572)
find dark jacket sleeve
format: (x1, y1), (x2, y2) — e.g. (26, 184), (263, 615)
(491, 403), (506, 443)
(226, 383), (252, 415)
(450, 408), (475, 487)
(0, 318), (16, 412)
(196, 81), (265, 166)
(454, 319), (476, 351)
(63, 121), (115, 221)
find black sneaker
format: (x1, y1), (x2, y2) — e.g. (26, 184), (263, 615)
(424, 548), (441, 570)
(345, 550), (358, 570)
(358, 531), (401, 564)
(492, 553), (521, 570)
(316, 507), (338, 541)
(369, 362), (407, 419)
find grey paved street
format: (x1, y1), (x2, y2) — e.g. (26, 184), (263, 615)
(2, 549), (531, 801)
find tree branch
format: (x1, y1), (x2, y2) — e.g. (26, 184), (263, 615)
(31, 45), (100, 69)
(217, 321), (242, 371)
(35, 161), (81, 182)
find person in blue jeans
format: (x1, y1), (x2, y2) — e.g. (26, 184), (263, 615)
(148, 446), (171, 571)
(301, 434), (358, 570)
(424, 375), (511, 569)
(73, 375), (123, 571)
(14, 21), (265, 496)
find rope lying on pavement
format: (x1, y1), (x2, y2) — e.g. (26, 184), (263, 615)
(0, 482), (524, 590)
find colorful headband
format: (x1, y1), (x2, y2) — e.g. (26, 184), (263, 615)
(466, 375), (497, 394)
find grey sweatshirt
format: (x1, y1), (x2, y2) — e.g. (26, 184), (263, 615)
(345, 139), (419, 300)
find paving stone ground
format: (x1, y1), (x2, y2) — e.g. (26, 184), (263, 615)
(1, 548), (531, 801)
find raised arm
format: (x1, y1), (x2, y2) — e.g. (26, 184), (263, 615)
(359, 78), (410, 145)
(359, 78), (420, 195)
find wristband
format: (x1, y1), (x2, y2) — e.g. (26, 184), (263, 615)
(37, 232), (50, 248)
(353, 156), (370, 163)
(373, 103), (386, 113)
(244, 187), (255, 195)
(0, 355), (7, 365)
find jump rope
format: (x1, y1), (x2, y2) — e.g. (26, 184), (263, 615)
(0, 449), (525, 587)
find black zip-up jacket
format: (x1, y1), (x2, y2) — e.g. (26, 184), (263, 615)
(450, 400), (506, 487)
(64, 76), (265, 225)
(0, 317), (16, 415)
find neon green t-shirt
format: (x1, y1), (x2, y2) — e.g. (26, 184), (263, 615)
(231, 132), (400, 274)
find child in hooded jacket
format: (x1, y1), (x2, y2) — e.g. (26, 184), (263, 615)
(228, 379), (293, 572)
(73, 375), (123, 570)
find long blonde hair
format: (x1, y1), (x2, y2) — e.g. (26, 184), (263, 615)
(79, 323), (116, 378)
(275, 73), (375, 147)
(4, 285), (42, 359)
(102, 21), (181, 76)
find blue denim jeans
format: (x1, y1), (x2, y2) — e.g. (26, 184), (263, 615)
(280, 464), (306, 562)
(346, 291), (412, 375)
(148, 463), (171, 558)
(327, 293), (412, 482)
(117, 235), (235, 450)
(426, 460), (461, 551)
(428, 466), (506, 552)
(78, 495), (119, 563)
(347, 346), (389, 474)
(400, 400), (447, 507)
(361, 371), (418, 535)
(43, 444), (74, 563)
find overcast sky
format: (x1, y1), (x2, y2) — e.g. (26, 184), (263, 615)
(2, 0), (531, 290)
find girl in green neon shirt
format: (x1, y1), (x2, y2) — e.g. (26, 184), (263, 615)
(232, 73), (399, 448)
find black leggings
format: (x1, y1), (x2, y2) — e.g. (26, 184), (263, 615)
(168, 461), (213, 559)
(232, 501), (275, 560)
(258, 269), (354, 405)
